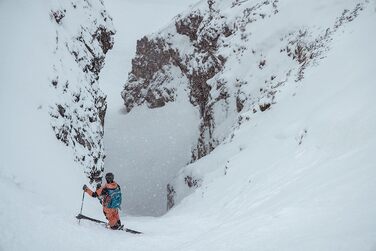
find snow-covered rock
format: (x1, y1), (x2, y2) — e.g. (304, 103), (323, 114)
(49, 0), (115, 183)
(120, 0), (371, 209)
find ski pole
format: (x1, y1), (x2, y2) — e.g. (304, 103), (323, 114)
(79, 190), (85, 224)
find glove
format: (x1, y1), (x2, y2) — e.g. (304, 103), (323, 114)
(83, 184), (88, 191)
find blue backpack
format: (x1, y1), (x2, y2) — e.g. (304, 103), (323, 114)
(107, 186), (122, 209)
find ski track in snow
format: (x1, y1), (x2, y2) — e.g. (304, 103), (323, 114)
(1, 0), (376, 250)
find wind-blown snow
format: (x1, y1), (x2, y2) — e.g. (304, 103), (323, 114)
(100, 0), (199, 216)
(0, 0), (375, 250)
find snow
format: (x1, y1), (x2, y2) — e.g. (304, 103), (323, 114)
(100, 0), (199, 216)
(0, 0), (375, 250)
(0, 0), (92, 247)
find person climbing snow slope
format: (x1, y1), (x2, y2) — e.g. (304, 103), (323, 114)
(83, 172), (122, 230)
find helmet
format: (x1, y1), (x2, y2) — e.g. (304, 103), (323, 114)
(105, 172), (114, 183)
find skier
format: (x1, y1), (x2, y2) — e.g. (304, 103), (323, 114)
(83, 172), (122, 230)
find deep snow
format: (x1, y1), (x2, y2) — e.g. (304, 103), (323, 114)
(0, 0), (375, 250)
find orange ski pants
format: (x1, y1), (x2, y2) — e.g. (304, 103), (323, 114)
(103, 207), (120, 228)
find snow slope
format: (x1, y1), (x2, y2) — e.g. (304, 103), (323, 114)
(168, 8), (376, 248)
(118, 0), (376, 213)
(0, 0), (90, 249)
(0, 0), (112, 249)
(0, 0), (375, 250)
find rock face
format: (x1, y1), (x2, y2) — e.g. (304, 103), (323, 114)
(121, 0), (367, 209)
(49, 0), (115, 184)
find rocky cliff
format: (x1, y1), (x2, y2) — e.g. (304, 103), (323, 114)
(49, 0), (115, 183)
(121, 0), (368, 209)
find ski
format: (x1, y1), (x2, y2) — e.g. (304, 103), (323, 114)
(76, 213), (106, 224)
(76, 213), (142, 234)
(118, 225), (143, 234)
